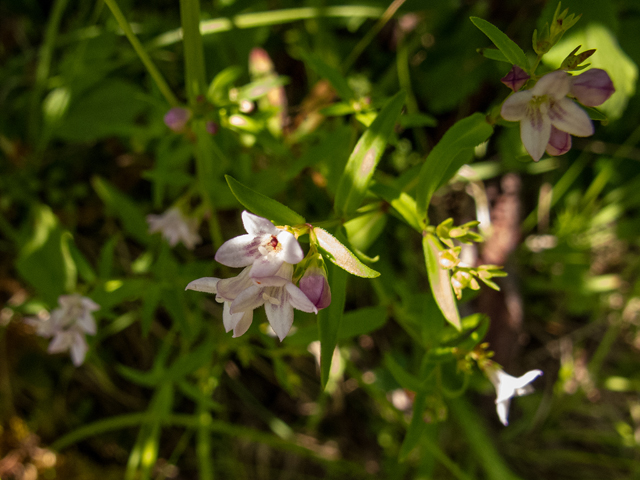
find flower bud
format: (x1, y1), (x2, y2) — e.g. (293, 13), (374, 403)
(570, 69), (615, 107)
(299, 265), (331, 310)
(501, 65), (530, 92)
(545, 126), (572, 156)
(164, 107), (192, 132)
(206, 121), (219, 135)
(249, 47), (275, 77)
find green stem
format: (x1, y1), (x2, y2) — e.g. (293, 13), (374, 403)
(179, 0), (207, 102)
(104, 0), (179, 106)
(149, 6), (385, 48)
(342, 0), (406, 73)
(28, 0), (69, 144)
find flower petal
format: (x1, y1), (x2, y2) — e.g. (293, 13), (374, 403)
(232, 309), (254, 337)
(185, 277), (220, 294)
(285, 283), (318, 314)
(48, 331), (73, 354)
(223, 301), (244, 332)
(275, 230), (304, 264)
(548, 98), (594, 137)
(250, 255), (283, 278)
(242, 211), (278, 236)
(76, 313), (97, 335)
(264, 289), (294, 341)
(214, 234), (263, 267)
(500, 90), (532, 121)
(496, 399), (511, 426)
(546, 127), (572, 156)
(229, 285), (264, 314)
(521, 107), (551, 161)
(69, 332), (88, 366)
(217, 267), (254, 300)
(571, 68), (615, 107)
(532, 70), (571, 99)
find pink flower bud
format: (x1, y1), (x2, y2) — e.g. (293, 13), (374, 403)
(206, 121), (219, 135)
(501, 65), (530, 92)
(164, 107), (192, 132)
(249, 47), (275, 76)
(545, 126), (572, 156)
(299, 266), (331, 310)
(570, 68), (615, 107)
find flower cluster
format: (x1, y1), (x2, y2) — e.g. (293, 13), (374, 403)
(25, 294), (99, 366)
(501, 68), (614, 161)
(147, 207), (202, 250)
(186, 211), (330, 341)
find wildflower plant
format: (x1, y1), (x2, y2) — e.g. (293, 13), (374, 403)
(3, 0), (635, 478)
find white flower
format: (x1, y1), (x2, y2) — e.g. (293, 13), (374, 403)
(186, 266), (255, 338)
(147, 208), (201, 250)
(214, 211), (304, 277)
(186, 263), (317, 341)
(25, 294), (99, 366)
(487, 367), (543, 426)
(501, 70), (593, 162)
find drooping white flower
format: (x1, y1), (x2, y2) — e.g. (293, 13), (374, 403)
(25, 294), (99, 366)
(147, 208), (201, 250)
(487, 366), (543, 426)
(501, 70), (594, 161)
(186, 266), (255, 338)
(214, 211), (304, 278)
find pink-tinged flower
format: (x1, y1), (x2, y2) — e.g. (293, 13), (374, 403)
(501, 65), (530, 92)
(486, 366), (543, 426)
(147, 208), (201, 250)
(299, 265), (331, 310)
(229, 263), (317, 341)
(215, 211), (304, 277)
(546, 126), (572, 156)
(186, 267), (255, 338)
(25, 294), (99, 366)
(570, 68), (615, 107)
(164, 107), (192, 132)
(501, 70), (594, 161)
(249, 47), (275, 76)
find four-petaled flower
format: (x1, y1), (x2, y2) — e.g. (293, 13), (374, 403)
(215, 211), (304, 278)
(26, 294), (99, 366)
(487, 366), (543, 426)
(147, 208), (202, 250)
(501, 70), (594, 161)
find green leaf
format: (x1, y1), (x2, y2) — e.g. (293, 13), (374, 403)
(370, 182), (421, 232)
(207, 65), (243, 104)
(399, 390), (428, 461)
(338, 306), (387, 339)
(477, 47), (510, 64)
(384, 354), (422, 392)
(470, 17), (529, 70)
(92, 177), (150, 245)
(423, 234), (461, 330)
(319, 262), (347, 390)
(300, 51), (354, 101)
(416, 113), (493, 221)
(314, 227), (380, 278)
(343, 210), (387, 252)
(334, 91), (406, 217)
(225, 175), (305, 226)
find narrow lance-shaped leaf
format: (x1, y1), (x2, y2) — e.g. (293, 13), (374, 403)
(416, 113), (493, 223)
(225, 175), (305, 226)
(314, 227), (380, 278)
(334, 91), (406, 217)
(319, 261), (347, 390)
(423, 234), (461, 330)
(399, 390), (428, 461)
(470, 17), (529, 70)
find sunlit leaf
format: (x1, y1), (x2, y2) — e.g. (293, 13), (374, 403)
(314, 227), (380, 278)
(470, 17), (529, 70)
(423, 234), (461, 330)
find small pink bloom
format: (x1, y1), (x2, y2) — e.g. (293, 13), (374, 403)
(164, 107), (192, 132)
(299, 265), (331, 310)
(501, 65), (530, 92)
(214, 211), (304, 278)
(545, 126), (572, 156)
(570, 68), (615, 107)
(501, 70), (593, 161)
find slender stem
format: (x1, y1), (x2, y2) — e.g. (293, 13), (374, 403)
(341, 0), (406, 72)
(104, 0), (179, 106)
(179, 0), (207, 103)
(28, 0), (69, 144)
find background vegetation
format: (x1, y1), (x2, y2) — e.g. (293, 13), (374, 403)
(1, 0), (640, 478)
